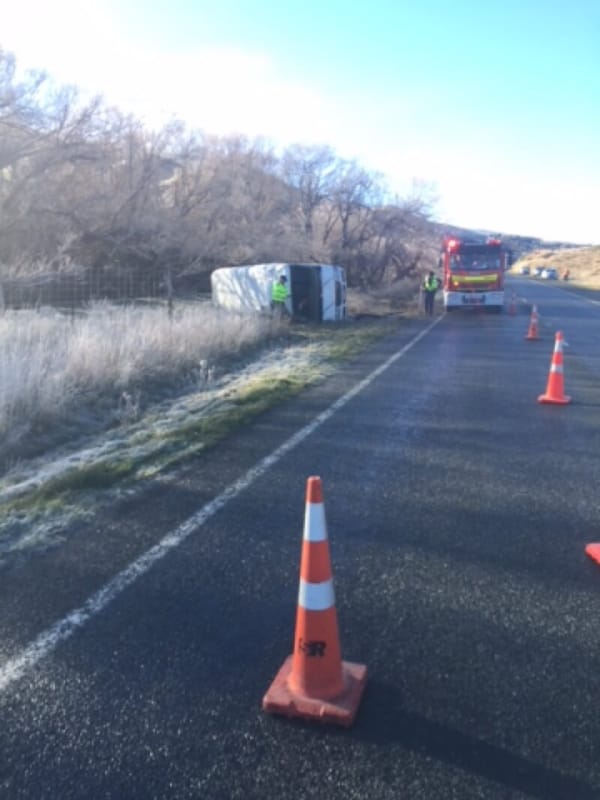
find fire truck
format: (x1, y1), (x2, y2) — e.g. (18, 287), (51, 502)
(439, 235), (507, 312)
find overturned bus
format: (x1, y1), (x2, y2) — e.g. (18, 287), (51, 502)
(210, 263), (346, 322)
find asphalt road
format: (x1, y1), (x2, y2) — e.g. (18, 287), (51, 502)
(1, 277), (600, 800)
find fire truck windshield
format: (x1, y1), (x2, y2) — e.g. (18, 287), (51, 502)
(450, 253), (502, 272)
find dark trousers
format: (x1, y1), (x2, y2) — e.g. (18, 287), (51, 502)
(424, 291), (435, 315)
(271, 301), (288, 320)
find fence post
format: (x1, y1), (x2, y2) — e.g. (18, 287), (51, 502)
(165, 265), (174, 320)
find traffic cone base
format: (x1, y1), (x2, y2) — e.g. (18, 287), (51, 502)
(538, 392), (571, 405)
(585, 543), (600, 565)
(262, 656), (367, 727)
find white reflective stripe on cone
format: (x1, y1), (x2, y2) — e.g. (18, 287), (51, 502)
(550, 364), (564, 373)
(303, 503), (328, 542)
(298, 578), (335, 611)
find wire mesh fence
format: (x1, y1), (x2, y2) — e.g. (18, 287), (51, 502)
(0, 265), (212, 313)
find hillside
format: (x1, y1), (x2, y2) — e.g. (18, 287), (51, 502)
(432, 221), (584, 261)
(512, 246), (600, 288)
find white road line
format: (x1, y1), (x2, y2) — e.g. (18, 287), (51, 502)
(0, 316), (442, 693)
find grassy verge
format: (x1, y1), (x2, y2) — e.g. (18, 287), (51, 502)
(0, 316), (399, 553)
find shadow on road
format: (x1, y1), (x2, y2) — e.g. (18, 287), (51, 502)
(353, 680), (598, 800)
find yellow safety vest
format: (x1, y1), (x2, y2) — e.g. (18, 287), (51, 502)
(272, 282), (289, 303)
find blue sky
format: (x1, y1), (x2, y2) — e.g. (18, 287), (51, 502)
(3, 0), (599, 243)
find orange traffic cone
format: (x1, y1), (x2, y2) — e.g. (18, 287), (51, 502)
(538, 331), (571, 405)
(525, 305), (540, 340)
(585, 544), (600, 565)
(262, 476), (367, 726)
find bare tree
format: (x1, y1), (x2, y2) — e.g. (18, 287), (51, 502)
(0, 47), (441, 305)
(280, 143), (338, 239)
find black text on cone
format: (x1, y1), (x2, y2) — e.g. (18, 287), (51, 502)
(262, 476), (367, 726)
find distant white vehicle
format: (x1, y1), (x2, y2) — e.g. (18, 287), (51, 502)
(541, 268), (558, 279)
(210, 262), (347, 322)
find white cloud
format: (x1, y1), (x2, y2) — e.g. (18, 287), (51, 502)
(3, 1), (120, 76)
(3, 2), (337, 146)
(362, 142), (599, 243)
(121, 48), (335, 144)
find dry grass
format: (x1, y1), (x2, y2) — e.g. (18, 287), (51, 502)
(0, 285), (419, 475)
(0, 312), (403, 558)
(513, 246), (600, 287)
(346, 278), (421, 318)
(0, 301), (277, 462)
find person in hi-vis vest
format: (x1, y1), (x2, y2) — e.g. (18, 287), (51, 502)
(271, 274), (290, 318)
(422, 271), (439, 316)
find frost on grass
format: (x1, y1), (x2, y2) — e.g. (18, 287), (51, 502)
(0, 302), (384, 563)
(0, 331), (334, 564)
(0, 301), (333, 563)
(0, 302), (275, 467)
